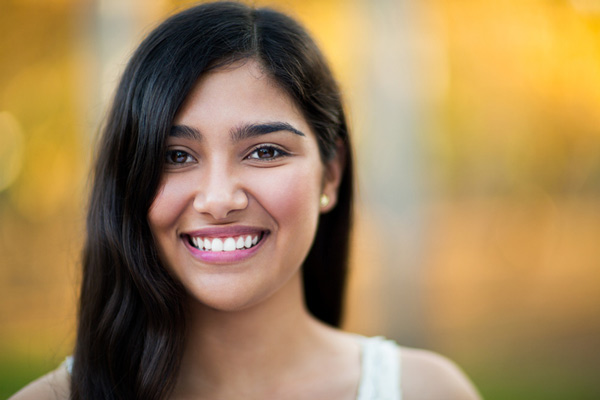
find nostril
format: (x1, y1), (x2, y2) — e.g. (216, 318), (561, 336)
(192, 188), (248, 219)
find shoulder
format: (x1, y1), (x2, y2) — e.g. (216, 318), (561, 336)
(9, 365), (70, 400)
(399, 347), (481, 400)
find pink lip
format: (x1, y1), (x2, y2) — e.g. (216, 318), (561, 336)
(184, 225), (265, 238)
(181, 226), (268, 264)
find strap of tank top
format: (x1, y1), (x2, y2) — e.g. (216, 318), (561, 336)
(63, 355), (73, 375)
(356, 336), (401, 400)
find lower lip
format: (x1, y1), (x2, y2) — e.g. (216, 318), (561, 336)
(183, 234), (267, 264)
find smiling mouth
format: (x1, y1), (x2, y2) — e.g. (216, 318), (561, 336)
(186, 232), (265, 252)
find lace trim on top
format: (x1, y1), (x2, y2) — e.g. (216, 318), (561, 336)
(356, 336), (402, 400)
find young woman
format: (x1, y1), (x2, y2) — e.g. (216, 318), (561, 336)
(12, 2), (480, 399)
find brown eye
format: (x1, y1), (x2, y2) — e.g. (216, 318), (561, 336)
(247, 145), (287, 161)
(166, 150), (193, 164)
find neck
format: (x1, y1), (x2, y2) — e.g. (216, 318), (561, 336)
(176, 272), (331, 395)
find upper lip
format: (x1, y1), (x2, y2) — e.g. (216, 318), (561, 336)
(182, 225), (268, 238)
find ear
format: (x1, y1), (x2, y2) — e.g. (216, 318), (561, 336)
(320, 139), (346, 213)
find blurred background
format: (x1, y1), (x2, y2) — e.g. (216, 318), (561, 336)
(1, 0), (599, 398)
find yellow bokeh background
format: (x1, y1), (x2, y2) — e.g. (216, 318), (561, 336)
(1, 0), (599, 398)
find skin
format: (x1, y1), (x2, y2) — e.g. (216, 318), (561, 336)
(147, 59), (341, 314)
(10, 60), (481, 400)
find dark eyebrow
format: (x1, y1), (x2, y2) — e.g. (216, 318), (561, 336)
(170, 125), (202, 140)
(170, 122), (305, 142)
(231, 122), (305, 142)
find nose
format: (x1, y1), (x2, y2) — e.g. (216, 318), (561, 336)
(192, 165), (248, 220)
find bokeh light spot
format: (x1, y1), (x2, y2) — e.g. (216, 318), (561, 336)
(0, 111), (25, 192)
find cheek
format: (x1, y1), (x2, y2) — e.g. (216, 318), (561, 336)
(148, 178), (190, 232)
(252, 163), (322, 228)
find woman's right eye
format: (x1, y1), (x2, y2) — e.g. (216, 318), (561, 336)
(165, 149), (195, 165)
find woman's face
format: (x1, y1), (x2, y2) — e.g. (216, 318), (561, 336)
(148, 59), (341, 312)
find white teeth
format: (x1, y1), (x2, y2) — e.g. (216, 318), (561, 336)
(211, 238), (223, 251)
(190, 233), (263, 252)
(223, 237), (236, 251)
(236, 236), (245, 249)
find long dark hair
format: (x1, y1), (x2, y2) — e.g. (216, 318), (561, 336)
(72, 2), (354, 399)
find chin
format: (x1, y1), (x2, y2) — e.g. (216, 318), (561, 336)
(183, 268), (301, 315)
(184, 283), (276, 314)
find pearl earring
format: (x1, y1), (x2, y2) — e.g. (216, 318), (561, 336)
(319, 194), (330, 208)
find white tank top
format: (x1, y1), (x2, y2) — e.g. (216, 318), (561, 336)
(355, 336), (402, 400)
(64, 336), (401, 399)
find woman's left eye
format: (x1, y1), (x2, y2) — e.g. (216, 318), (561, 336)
(247, 145), (288, 161)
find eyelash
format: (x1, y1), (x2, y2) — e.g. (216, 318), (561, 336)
(246, 145), (289, 161)
(165, 149), (195, 165)
(164, 145), (289, 166)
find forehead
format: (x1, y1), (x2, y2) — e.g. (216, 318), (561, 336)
(174, 59), (308, 131)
